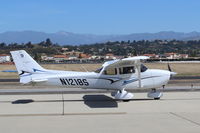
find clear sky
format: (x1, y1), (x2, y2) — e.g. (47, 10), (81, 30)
(0, 0), (200, 34)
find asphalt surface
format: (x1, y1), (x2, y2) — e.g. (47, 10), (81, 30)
(0, 92), (200, 133)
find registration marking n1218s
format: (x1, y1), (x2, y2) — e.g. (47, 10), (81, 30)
(60, 78), (89, 86)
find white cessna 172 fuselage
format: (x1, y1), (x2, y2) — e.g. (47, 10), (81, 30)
(11, 50), (176, 101)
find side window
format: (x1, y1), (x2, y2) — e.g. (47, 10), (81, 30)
(104, 68), (117, 75)
(119, 66), (135, 74)
(141, 64), (148, 72)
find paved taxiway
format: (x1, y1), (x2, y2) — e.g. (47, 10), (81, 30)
(0, 91), (200, 133)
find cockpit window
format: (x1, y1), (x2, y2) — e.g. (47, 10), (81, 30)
(104, 68), (117, 75)
(95, 67), (103, 73)
(119, 66), (135, 74)
(95, 64), (147, 74)
(141, 64), (148, 72)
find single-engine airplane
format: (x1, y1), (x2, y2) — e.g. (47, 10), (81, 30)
(11, 50), (176, 101)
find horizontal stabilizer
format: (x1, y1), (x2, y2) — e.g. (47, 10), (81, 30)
(32, 79), (48, 83)
(20, 76), (48, 84)
(20, 76), (32, 84)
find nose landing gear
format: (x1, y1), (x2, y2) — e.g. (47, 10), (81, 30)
(147, 89), (163, 100)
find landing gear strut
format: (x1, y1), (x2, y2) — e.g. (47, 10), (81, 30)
(111, 89), (133, 101)
(147, 89), (163, 100)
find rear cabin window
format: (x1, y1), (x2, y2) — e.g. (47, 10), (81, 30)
(104, 68), (117, 75)
(119, 66), (135, 74)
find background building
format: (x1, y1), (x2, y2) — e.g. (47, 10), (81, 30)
(0, 54), (11, 63)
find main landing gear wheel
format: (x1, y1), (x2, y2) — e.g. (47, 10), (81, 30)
(122, 99), (130, 102)
(112, 90), (133, 101)
(154, 97), (160, 100)
(147, 89), (163, 100)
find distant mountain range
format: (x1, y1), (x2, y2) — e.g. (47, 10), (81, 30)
(1, 31), (200, 45)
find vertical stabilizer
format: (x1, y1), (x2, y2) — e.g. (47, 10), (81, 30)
(10, 50), (46, 83)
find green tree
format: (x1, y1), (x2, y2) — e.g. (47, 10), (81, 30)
(45, 38), (53, 47)
(25, 42), (34, 48)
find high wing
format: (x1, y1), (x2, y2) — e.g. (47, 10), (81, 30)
(102, 56), (150, 88)
(102, 56), (149, 68)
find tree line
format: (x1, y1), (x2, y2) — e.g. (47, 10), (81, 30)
(0, 39), (200, 57)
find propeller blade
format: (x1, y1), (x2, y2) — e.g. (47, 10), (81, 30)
(167, 63), (177, 78)
(167, 63), (172, 72)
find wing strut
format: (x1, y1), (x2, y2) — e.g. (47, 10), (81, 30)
(135, 60), (141, 88)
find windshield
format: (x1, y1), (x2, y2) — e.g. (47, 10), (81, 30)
(94, 67), (103, 73)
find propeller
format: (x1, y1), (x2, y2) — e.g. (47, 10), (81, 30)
(167, 63), (172, 72)
(167, 63), (177, 77)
